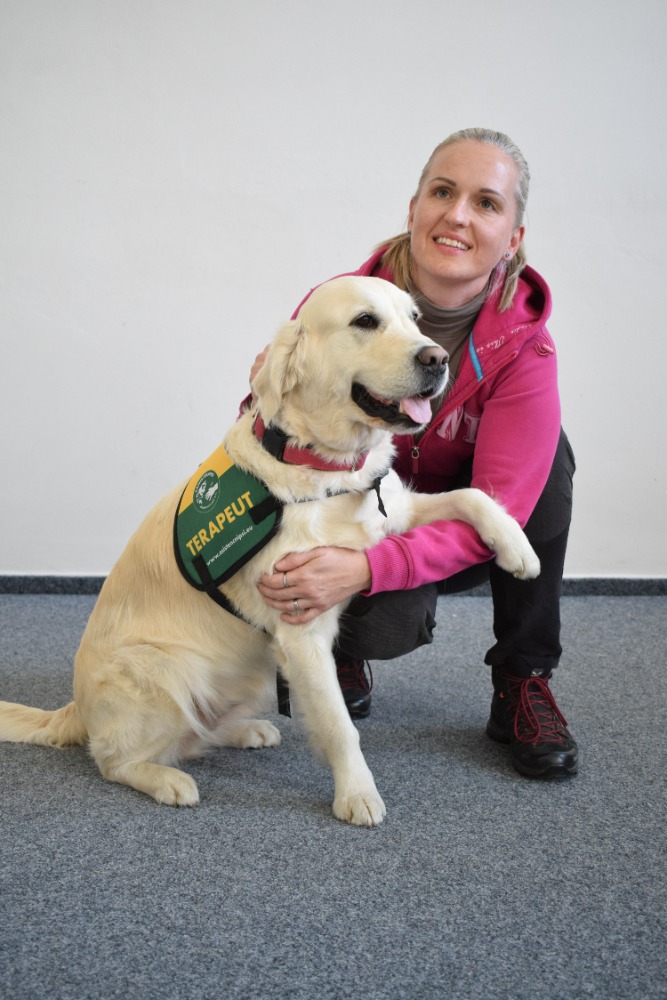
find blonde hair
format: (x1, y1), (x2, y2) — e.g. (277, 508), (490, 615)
(379, 128), (530, 312)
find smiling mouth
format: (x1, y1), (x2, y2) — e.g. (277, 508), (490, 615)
(351, 383), (436, 428)
(435, 237), (469, 251)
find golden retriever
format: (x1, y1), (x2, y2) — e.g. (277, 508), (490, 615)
(0, 277), (539, 826)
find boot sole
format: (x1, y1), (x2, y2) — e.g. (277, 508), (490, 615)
(486, 720), (578, 778)
(511, 757), (578, 779)
(346, 701), (371, 720)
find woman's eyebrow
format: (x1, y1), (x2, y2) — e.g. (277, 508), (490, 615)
(479, 187), (507, 203)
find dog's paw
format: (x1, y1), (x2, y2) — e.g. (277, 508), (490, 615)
(239, 719), (282, 749)
(512, 547), (541, 580)
(224, 718), (281, 749)
(333, 788), (386, 828)
(152, 768), (200, 807)
(493, 539), (541, 580)
(483, 516), (541, 581)
(104, 760), (201, 807)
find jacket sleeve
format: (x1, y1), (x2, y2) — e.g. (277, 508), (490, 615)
(364, 330), (562, 594)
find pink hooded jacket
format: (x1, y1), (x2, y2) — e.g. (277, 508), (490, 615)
(293, 247), (562, 595)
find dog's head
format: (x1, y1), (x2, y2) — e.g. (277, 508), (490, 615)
(252, 277), (449, 454)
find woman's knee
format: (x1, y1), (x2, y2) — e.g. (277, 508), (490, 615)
(336, 584), (439, 660)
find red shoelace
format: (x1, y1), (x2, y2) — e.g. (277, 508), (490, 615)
(502, 675), (569, 745)
(336, 659), (373, 694)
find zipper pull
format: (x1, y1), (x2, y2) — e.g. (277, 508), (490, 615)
(411, 444), (420, 475)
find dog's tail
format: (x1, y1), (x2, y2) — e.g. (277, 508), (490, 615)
(0, 700), (86, 747)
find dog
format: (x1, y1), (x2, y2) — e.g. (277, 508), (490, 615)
(0, 276), (539, 826)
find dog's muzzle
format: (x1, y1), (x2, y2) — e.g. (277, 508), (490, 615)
(352, 347), (448, 429)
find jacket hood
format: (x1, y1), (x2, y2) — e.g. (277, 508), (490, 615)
(465, 263), (551, 382)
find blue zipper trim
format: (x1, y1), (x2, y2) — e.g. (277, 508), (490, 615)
(468, 336), (483, 382)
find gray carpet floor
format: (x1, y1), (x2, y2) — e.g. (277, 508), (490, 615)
(1, 594), (665, 1000)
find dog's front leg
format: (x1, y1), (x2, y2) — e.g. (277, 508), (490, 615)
(272, 622), (386, 828)
(406, 489), (541, 580)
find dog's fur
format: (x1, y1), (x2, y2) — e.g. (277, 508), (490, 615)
(0, 277), (539, 826)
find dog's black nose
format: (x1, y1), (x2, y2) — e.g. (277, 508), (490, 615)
(417, 345), (448, 369)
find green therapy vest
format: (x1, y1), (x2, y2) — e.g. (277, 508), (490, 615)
(174, 442), (282, 593)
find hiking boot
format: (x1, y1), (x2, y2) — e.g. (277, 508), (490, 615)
(486, 668), (578, 778)
(336, 658), (373, 719)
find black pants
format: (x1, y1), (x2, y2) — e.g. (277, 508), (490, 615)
(335, 430), (575, 677)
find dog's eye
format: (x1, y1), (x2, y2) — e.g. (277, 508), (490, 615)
(411, 310), (420, 322)
(352, 313), (380, 330)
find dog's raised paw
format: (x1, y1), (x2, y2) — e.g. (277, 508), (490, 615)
(333, 790), (387, 828)
(498, 542), (540, 580)
(495, 551), (541, 580)
(512, 550), (541, 580)
(491, 535), (541, 581)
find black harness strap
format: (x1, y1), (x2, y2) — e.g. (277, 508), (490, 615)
(248, 494), (283, 524)
(372, 474), (388, 517)
(193, 554), (245, 619)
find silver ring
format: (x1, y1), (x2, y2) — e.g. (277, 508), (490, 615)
(282, 572), (289, 589)
(292, 599), (301, 615)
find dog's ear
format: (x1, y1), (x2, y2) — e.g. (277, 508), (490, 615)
(252, 319), (306, 423)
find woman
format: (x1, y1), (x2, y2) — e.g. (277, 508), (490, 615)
(256, 128), (578, 779)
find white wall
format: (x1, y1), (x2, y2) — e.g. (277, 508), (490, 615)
(1, 0), (665, 578)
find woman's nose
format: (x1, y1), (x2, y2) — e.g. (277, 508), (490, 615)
(443, 196), (469, 225)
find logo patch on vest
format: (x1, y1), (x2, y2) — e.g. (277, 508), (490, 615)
(174, 443), (282, 591)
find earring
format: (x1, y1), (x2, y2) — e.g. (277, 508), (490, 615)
(407, 229), (412, 237)
(504, 252), (512, 259)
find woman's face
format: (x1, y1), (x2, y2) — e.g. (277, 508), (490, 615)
(407, 141), (525, 308)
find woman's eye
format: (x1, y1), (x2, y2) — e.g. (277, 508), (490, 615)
(434, 187), (450, 199)
(352, 313), (380, 330)
(480, 198), (497, 211)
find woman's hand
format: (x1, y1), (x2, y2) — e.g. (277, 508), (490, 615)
(257, 547), (372, 624)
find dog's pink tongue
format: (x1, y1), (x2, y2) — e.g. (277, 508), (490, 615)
(400, 396), (432, 424)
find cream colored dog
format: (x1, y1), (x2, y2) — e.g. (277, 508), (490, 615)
(0, 277), (539, 826)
